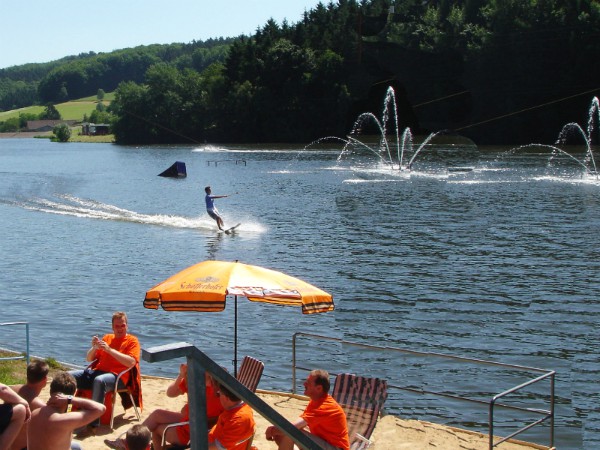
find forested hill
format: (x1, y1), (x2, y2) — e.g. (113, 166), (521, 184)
(3, 0), (600, 145)
(0, 39), (233, 110)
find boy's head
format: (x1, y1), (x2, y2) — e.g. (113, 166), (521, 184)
(49, 371), (77, 396)
(217, 383), (240, 405)
(126, 424), (151, 450)
(27, 360), (49, 384)
(205, 186), (211, 194)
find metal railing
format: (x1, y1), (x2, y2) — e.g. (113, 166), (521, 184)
(0, 322), (30, 365)
(292, 332), (554, 450)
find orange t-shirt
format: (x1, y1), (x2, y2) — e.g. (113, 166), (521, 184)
(301, 394), (350, 450)
(92, 334), (140, 385)
(208, 402), (254, 450)
(176, 377), (225, 444)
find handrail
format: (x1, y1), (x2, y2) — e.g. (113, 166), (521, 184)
(0, 322), (30, 365)
(143, 342), (321, 450)
(489, 372), (555, 448)
(292, 332), (554, 450)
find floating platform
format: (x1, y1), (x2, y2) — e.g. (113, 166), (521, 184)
(158, 161), (187, 178)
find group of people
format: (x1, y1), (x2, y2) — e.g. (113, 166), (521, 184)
(0, 311), (142, 450)
(105, 368), (349, 450)
(1, 310), (350, 450)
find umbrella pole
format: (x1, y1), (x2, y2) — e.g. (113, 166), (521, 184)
(234, 295), (238, 377)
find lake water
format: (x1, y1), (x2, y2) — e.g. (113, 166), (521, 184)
(1, 138), (599, 449)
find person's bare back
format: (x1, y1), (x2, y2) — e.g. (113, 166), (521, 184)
(9, 383), (46, 450)
(28, 394), (105, 450)
(27, 372), (105, 450)
(11, 384), (45, 410)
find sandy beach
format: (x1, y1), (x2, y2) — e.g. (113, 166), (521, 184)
(28, 375), (550, 450)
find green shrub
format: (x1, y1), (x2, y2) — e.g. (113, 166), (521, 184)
(53, 123), (71, 142)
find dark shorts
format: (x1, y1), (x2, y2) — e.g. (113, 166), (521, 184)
(0, 403), (14, 433)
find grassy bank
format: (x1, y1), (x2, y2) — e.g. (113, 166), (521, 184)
(69, 132), (115, 143)
(0, 93), (114, 122)
(0, 351), (67, 384)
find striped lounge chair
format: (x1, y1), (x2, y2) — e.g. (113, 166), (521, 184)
(236, 355), (265, 393)
(332, 373), (388, 450)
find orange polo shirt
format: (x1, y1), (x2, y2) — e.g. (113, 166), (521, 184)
(176, 377), (224, 444)
(92, 334), (140, 385)
(208, 402), (254, 450)
(301, 394), (350, 450)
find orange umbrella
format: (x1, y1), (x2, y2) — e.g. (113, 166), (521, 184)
(144, 260), (334, 373)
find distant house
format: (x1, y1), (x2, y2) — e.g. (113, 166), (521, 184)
(81, 123), (110, 136)
(27, 120), (77, 132)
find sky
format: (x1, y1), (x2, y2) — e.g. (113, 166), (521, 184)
(0, 0), (324, 69)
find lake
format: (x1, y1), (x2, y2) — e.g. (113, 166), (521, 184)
(1, 137), (598, 449)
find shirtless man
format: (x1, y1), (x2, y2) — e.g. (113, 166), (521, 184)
(27, 371), (105, 450)
(0, 383), (29, 450)
(9, 360), (49, 450)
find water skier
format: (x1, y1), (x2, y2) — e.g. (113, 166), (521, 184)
(204, 186), (228, 231)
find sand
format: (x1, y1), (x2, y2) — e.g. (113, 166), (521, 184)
(28, 375), (551, 450)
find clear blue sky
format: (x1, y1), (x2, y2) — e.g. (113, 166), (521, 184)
(0, 0), (324, 69)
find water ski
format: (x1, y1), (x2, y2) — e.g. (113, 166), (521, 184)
(223, 223), (241, 234)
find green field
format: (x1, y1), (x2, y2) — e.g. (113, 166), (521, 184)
(0, 94), (113, 122)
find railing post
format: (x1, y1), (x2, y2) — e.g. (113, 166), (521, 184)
(187, 356), (208, 450)
(292, 333), (297, 394)
(25, 323), (30, 365)
(489, 397), (495, 450)
(550, 373), (555, 448)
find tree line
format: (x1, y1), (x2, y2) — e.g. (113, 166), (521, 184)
(2, 0), (600, 145)
(0, 39), (233, 111)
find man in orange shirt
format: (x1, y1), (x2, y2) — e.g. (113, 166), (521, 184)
(265, 369), (349, 450)
(69, 311), (140, 429)
(208, 384), (255, 450)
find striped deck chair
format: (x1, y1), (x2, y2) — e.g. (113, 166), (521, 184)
(332, 373), (388, 450)
(236, 355), (265, 392)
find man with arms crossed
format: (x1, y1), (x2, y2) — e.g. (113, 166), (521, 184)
(27, 371), (105, 450)
(265, 369), (349, 450)
(0, 383), (29, 450)
(9, 360), (49, 450)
